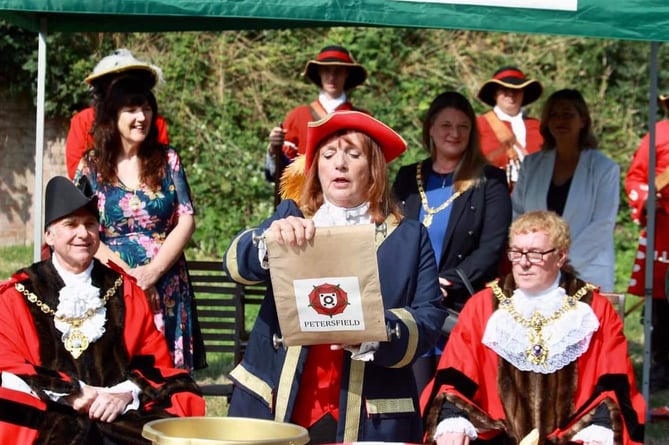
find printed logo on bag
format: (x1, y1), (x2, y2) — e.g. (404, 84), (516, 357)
(309, 283), (350, 316)
(294, 276), (365, 332)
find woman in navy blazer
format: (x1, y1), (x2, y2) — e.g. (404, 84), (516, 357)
(393, 91), (511, 394)
(511, 89), (619, 292)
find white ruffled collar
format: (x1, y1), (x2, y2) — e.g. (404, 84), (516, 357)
(482, 277), (600, 374)
(52, 254), (94, 286)
(52, 255), (106, 356)
(311, 199), (372, 227)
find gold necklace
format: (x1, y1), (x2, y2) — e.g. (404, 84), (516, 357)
(117, 178), (143, 211)
(15, 276), (123, 359)
(416, 162), (462, 227)
(491, 281), (596, 366)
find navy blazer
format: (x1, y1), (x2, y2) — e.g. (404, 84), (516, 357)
(393, 159), (511, 310)
(222, 200), (446, 442)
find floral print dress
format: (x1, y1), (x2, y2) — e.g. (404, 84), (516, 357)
(75, 147), (204, 370)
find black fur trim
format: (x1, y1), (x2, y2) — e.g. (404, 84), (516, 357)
(0, 396), (43, 429)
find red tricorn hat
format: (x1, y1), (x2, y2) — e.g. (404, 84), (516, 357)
(477, 66), (543, 107)
(304, 111), (406, 173)
(303, 45), (368, 91)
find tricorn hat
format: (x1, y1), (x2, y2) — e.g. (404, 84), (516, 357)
(477, 66), (543, 107)
(304, 111), (406, 173)
(44, 176), (99, 229)
(84, 48), (163, 89)
(302, 45), (367, 91)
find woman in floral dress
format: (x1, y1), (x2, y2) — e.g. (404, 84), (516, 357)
(75, 75), (206, 370)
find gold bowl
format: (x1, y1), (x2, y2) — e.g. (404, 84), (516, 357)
(142, 416), (309, 445)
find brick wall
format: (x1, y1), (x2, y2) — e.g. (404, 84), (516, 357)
(0, 89), (68, 247)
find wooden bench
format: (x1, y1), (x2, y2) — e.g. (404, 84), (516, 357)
(600, 292), (626, 325)
(188, 259), (265, 397)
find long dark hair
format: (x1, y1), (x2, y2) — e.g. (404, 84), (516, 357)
(93, 76), (167, 189)
(422, 91), (487, 192)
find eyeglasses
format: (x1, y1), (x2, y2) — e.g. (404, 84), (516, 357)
(507, 248), (556, 264)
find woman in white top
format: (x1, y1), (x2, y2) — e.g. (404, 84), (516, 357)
(511, 89), (619, 291)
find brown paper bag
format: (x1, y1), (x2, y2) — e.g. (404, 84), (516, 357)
(265, 224), (387, 346)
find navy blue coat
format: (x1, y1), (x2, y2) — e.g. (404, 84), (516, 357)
(223, 200), (446, 443)
(393, 160), (511, 311)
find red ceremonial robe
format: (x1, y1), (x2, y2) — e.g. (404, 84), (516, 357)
(421, 274), (645, 445)
(0, 259), (204, 444)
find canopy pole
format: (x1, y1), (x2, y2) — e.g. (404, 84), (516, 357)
(642, 40), (659, 416)
(32, 18), (47, 262)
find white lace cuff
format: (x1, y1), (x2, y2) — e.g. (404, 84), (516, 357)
(256, 230), (270, 270)
(1, 372), (38, 398)
(572, 425), (613, 445)
(345, 342), (379, 361)
(434, 417), (478, 440)
(104, 380), (142, 413)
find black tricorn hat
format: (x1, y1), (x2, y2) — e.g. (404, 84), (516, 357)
(302, 45), (367, 91)
(44, 176), (99, 229)
(477, 66), (543, 107)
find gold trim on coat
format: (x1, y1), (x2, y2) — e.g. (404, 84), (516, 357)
(387, 308), (418, 368)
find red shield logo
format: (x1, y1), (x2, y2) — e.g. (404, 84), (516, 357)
(308, 283), (350, 317)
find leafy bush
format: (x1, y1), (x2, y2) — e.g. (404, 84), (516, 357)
(3, 24), (669, 288)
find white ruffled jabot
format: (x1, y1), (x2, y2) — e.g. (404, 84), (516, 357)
(311, 199), (372, 227)
(482, 278), (600, 374)
(52, 255), (107, 353)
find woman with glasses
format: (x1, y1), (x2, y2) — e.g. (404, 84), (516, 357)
(511, 89), (619, 291)
(421, 210), (645, 445)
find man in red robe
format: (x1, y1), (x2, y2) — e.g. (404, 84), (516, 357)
(476, 66), (543, 189)
(0, 176), (204, 444)
(421, 210), (645, 445)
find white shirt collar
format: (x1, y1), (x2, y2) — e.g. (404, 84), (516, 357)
(311, 198), (372, 227)
(319, 92), (347, 114)
(52, 254), (93, 287)
(494, 104), (527, 148)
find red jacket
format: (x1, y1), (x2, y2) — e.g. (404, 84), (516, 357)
(65, 107), (169, 179)
(625, 119), (669, 298)
(280, 100), (363, 159)
(477, 114), (542, 169)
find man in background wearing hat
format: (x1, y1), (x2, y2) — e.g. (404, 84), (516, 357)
(476, 66), (543, 188)
(65, 48), (170, 179)
(265, 45), (369, 205)
(627, 95), (669, 407)
(0, 176), (204, 444)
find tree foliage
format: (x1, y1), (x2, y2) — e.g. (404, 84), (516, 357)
(3, 24), (669, 289)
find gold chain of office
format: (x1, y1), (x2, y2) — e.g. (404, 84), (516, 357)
(15, 276), (123, 358)
(490, 281), (596, 366)
(416, 162), (462, 228)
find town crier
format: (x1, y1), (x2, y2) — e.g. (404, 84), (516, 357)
(476, 66), (543, 189)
